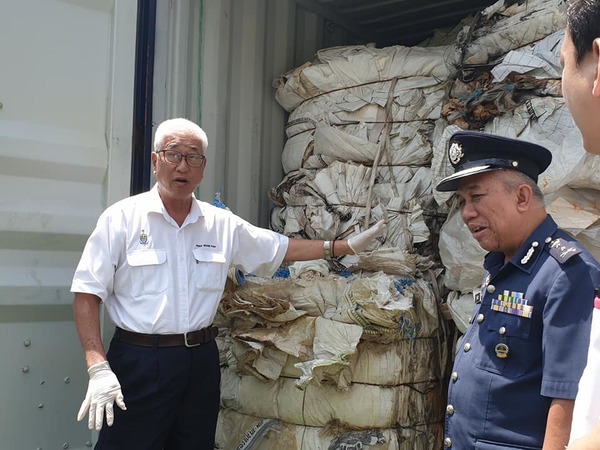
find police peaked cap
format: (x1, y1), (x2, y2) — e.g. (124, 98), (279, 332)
(435, 131), (553, 192)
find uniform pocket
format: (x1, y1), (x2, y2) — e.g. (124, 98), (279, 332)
(488, 313), (532, 340)
(192, 248), (227, 293)
(126, 249), (168, 295)
(475, 312), (533, 377)
(475, 438), (540, 450)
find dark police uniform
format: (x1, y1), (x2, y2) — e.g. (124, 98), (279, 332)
(436, 131), (600, 449)
(445, 215), (600, 448)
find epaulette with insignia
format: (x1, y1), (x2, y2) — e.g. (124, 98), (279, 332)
(549, 238), (581, 263)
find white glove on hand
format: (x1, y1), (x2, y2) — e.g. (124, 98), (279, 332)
(77, 361), (126, 431)
(347, 219), (387, 254)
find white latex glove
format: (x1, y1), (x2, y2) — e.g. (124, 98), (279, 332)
(347, 219), (387, 254)
(77, 361), (126, 431)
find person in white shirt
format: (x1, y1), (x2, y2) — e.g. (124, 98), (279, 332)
(71, 117), (386, 449)
(561, 1), (600, 448)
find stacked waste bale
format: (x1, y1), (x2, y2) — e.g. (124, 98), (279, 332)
(215, 262), (448, 449)
(214, 41), (463, 450)
(432, 0), (600, 330)
(458, 0), (568, 65)
(213, 1), (600, 448)
(269, 43), (461, 256)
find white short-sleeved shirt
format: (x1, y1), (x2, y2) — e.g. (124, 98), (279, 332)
(71, 185), (288, 334)
(570, 306), (600, 443)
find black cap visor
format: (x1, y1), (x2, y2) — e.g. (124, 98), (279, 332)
(436, 164), (496, 192)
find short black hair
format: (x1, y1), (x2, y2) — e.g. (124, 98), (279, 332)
(567, 0), (600, 65)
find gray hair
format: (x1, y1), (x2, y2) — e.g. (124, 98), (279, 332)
(499, 170), (545, 205)
(153, 118), (208, 152)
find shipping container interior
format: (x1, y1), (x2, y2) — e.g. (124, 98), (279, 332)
(154, 0), (499, 227)
(0, 0), (524, 447)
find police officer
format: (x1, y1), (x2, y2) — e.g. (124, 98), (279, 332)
(436, 131), (600, 449)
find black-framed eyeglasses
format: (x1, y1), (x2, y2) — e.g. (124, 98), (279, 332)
(156, 150), (206, 168)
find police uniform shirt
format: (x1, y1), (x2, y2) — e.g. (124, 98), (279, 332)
(444, 215), (600, 449)
(71, 184), (289, 334)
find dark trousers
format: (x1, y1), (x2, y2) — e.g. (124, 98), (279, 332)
(95, 334), (221, 450)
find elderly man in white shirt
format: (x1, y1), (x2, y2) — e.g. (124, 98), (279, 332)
(71, 117), (386, 449)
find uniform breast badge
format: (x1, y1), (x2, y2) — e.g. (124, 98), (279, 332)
(139, 230), (149, 246)
(495, 343), (509, 359)
(491, 290), (533, 318)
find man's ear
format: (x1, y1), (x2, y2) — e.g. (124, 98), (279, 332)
(515, 183), (533, 212)
(151, 152), (157, 173)
(592, 38), (600, 98)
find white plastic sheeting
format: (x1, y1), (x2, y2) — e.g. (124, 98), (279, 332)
(274, 44), (459, 113)
(491, 30), (564, 81)
(461, 0), (567, 64)
(220, 368), (443, 429)
(270, 42), (459, 253)
(270, 161), (433, 250)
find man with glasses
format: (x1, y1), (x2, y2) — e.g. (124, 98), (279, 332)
(71, 117), (387, 449)
(157, 148), (207, 167)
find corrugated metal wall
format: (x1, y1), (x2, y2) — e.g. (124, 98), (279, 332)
(0, 0), (137, 447)
(155, 0), (353, 227)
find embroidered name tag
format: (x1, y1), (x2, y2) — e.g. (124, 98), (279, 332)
(491, 290), (533, 318)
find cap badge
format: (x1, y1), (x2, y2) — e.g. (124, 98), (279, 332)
(449, 142), (464, 165)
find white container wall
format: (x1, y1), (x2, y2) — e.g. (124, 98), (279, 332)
(0, 0), (137, 447)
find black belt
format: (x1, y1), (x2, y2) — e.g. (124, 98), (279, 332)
(114, 326), (218, 348)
